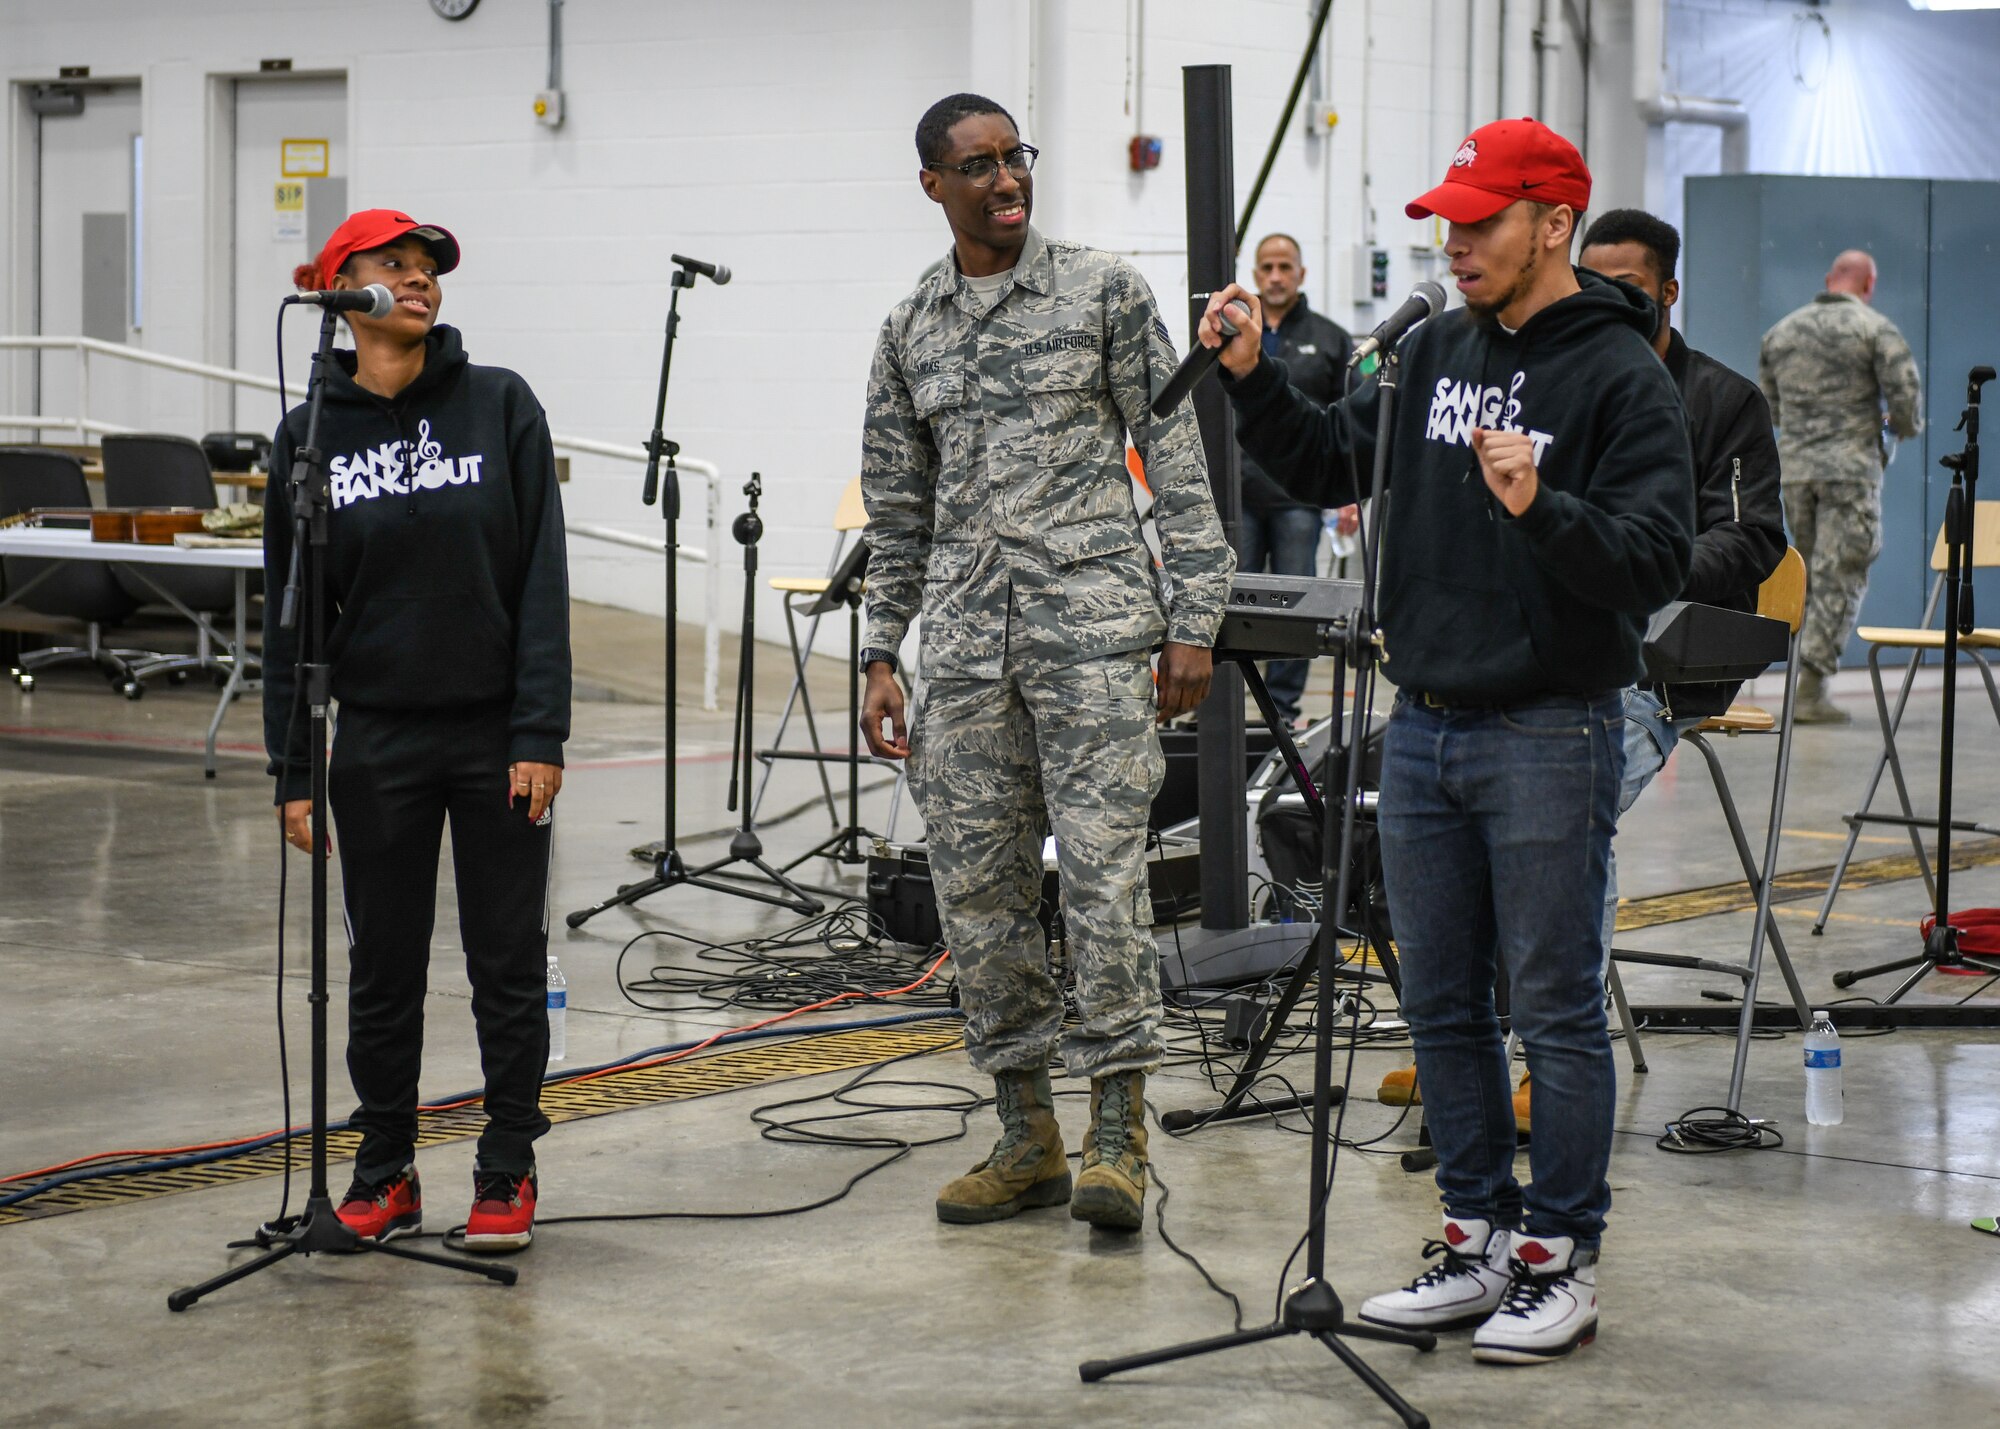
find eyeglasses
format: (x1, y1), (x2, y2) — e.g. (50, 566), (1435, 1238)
(926, 145), (1039, 188)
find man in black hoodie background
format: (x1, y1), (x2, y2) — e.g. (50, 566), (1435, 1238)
(1577, 208), (1786, 992)
(1236, 233), (1353, 726)
(1200, 119), (1694, 1365)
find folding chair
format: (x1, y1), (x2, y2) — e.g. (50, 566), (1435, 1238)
(1812, 501), (2000, 930)
(1614, 548), (1817, 1109)
(753, 477), (906, 837)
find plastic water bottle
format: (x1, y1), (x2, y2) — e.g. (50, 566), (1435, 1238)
(546, 956), (567, 1063)
(1804, 1009), (1842, 1125)
(1325, 508), (1360, 562)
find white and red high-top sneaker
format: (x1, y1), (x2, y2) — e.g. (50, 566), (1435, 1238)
(1472, 1232), (1599, 1364)
(1358, 1215), (1514, 1332)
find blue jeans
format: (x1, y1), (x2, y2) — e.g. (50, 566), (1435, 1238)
(1236, 505), (1323, 719)
(1602, 687), (1708, 958)
(1377, 692), (1625, 1248)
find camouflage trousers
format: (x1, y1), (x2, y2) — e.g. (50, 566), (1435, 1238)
(1784, 479), (1882, 677)
(911, 650), (1166, 1079)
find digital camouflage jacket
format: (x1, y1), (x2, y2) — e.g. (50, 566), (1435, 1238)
(860, 226), (1233, 680)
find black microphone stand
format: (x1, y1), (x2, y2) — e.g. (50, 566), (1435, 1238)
(1081, 348), (1434, 1429)
(697, 474), (824, 912)
(170, 306), (514, 1310)
(568, 265), (815, 925)
(1835, 364), (2000, 997)
(777, 536), (883, 874)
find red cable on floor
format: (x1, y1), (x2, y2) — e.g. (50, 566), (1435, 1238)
(0, 949), (952, 1186)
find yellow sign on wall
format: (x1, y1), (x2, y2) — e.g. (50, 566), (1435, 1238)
(274, 181), (306, 241)
(281, 138), (329, 178)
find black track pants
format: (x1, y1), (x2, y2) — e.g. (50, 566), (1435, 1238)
(330, 701), (554, 1181)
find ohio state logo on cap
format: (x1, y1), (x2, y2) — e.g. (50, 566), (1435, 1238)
(1452, 138), (1478, 169)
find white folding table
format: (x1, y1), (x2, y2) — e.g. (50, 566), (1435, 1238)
(0, 527), (263, 777)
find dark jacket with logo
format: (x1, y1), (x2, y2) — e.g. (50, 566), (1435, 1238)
(1657, 327), (1788, 718)
(1223, 270), (1695, 704)
(1239, 295), (1353, 511)
(262, 324), (571, 802)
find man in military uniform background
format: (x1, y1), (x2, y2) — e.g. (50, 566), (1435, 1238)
(1236, 232), (1352, 727)
(857, 93), (1234, 1233)
(1759, 248), (1923, 722)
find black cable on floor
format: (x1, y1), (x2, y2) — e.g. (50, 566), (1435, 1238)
(1149, 1154), (1246, 1333)
(1657, 1105), (1785, 1154)
(422, 1043), (975, 1245)
(615, 900), (955, 1015)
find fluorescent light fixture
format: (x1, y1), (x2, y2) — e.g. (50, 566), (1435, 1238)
(1910, 1), (2000, 11)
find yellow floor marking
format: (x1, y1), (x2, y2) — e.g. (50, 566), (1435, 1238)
(1782, 828), (1905, 846)
(0, 1021), (964, 1229)
(1771, 906), (1919, 930)
(1615, 838), (2000, 933)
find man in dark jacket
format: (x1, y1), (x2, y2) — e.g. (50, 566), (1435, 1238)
(1200, 120), (1694, 1366)
(1236, 233), (1352, 724)
(1578, 209), (1787, 965)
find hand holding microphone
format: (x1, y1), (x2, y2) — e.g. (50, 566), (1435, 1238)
(1198, 285), (1264, 377)
(1151, 289), (1260, 418)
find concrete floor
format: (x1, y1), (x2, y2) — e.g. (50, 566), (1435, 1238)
(3, 624), (1999, 1428)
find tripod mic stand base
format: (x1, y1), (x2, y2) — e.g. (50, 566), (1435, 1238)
(566, 841), (824, 927)
(778, 823), (881, 873)
(168, 1194), (516, 1312)
(1079, 1292), (1435, 1429)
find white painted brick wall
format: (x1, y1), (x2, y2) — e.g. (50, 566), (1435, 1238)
(1, 0), (1649, 657)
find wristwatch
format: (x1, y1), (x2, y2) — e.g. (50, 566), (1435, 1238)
(858, 647), (900, 674)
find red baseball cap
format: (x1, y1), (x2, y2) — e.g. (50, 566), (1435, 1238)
(293, 208), (461, 291)
(1406, 119), (1591, 224)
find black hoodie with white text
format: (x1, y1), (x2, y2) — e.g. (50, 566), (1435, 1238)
(1223, 270), (1695, 704)
(262, 324), (570, 803)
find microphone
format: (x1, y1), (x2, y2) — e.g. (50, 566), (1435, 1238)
(1349, 280), (1447, 368)
(671, 253), (732, 286)
(1151, 298), (1253, 418)
(289, 284), (394, 318)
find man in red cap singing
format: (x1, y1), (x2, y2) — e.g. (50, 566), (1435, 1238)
(1199, 119), (1694, 1363)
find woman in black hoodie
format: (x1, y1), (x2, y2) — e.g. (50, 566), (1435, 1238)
(263, 209), (570, 1254)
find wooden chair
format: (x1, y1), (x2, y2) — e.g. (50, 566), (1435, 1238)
(1813, 501), (2000, 930)
(1612, 548), (1816, 1109)
(752, 477), (904, 837)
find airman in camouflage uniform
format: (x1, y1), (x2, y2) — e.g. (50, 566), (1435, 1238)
(859, 95), (1232, 1232)
(1759, 250), (1922, 721)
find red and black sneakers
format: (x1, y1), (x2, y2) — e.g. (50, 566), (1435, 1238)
(335, 1164), (423, 1243)
(463, 1166), (538, 1253)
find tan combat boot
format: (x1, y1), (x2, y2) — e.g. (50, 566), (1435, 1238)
(936, 1066), (1071, 1224)
(1792, 669), (1849, 725)
(1070, 1071), (1149, 1232)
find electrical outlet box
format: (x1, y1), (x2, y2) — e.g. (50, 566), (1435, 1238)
(533, 89), (564, 128)
(1128, 134), (1163, 172)
(1306, 103), (1339, 138)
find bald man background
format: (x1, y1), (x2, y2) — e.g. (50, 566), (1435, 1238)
(1759, 248), (1923, 722)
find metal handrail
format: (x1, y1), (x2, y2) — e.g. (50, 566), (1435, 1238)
(1, 333), (724, 709)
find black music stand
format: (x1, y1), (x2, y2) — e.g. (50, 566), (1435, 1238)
(1159, 655), (1402, 1133)
(777, 536), (884, 873)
